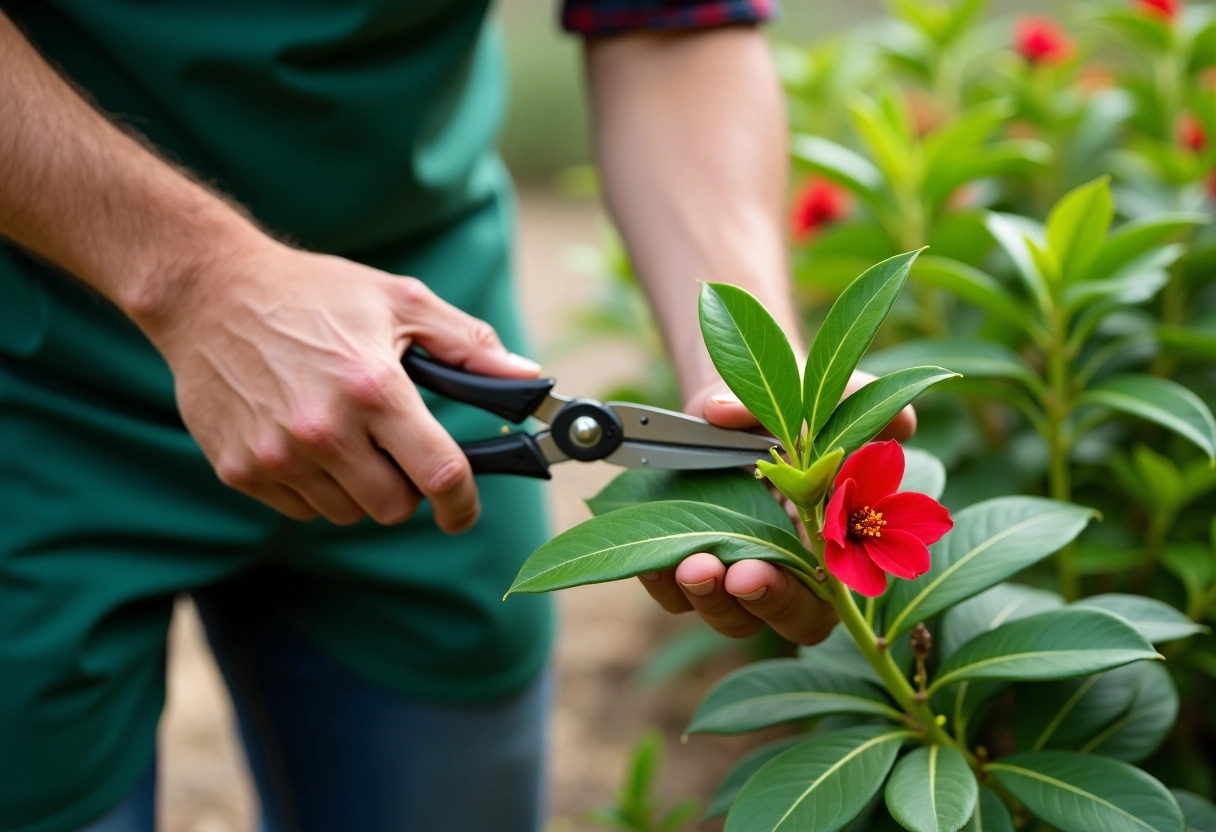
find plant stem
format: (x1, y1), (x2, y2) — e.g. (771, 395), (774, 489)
(1044, 307), (1079, 600)
(795, 508), (974, 764)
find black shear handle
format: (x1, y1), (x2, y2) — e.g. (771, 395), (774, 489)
(461, 434), (552, 480)
(402, 347), (556, 424)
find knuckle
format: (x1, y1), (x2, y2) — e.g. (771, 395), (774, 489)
(420, 454), (471, 495)
(287, 410), (339, 452)
(393, 276), (431, 310)
(250, 439), (295, 476)
(343, 361), (400, 410)
(215, 457), (257, 489)
(465, 318), (501, 351)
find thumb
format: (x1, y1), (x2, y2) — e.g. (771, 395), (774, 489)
(694, 387), (762, 430)
(391, 278), (541, 379)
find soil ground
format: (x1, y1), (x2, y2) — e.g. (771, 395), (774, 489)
(156, 189), (763, 832)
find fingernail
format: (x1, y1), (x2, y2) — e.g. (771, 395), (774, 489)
(680, 578), (716, 596)
(735, 587), (768, 603)
(639, 571), (662, 582)
(710, 392), (740, 405)
(506, 352), (542, 373)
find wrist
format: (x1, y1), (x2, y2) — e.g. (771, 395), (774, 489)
(119, 201), (273, 342)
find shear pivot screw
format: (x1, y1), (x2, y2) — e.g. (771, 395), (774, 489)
(569, 415), (602, 448)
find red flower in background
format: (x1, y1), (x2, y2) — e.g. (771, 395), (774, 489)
(1016, 18), (1073, 65)
(823, 441), (953, 597)
(791, 178), (850, 241)
(1179, 113), (1207, 153)
(1137, 0), (1180, 20)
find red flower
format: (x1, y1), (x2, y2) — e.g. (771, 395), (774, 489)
(1179, 113), (1206, 153)
(791, 178), (850, 241)
(1015, 18), (1073, 65)
(822, 441), (953, 597)
(1137, 0), (1179, 20)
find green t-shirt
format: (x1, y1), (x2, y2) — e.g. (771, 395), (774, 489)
(0, 3), (553, 825)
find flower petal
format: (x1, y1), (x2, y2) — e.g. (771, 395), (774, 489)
(825, 537), (889, 597)
(873, 491), (954, 546)
(833, 440), (904, 508)
(863, 528), (931, 581)
(823, 478), (855, 547)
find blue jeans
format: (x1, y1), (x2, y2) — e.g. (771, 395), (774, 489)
(78, 575), (551, 832)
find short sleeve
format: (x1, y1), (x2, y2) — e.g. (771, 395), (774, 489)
(560, 0), (775, 36)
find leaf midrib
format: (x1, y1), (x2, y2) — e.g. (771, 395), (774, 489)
(932, 648), (1152, 693)
(514, 528), (806, 591)
(698, 691), (901, 727)
(816, 369), (954, 453)
(985, 762), (1164, 832)
(771, 730), (911, 831)
(1082, 389), (1215, 453)
(713, 307), (797, 449)
(887, 510), (1082, 638)
(807, 270), (905, 435)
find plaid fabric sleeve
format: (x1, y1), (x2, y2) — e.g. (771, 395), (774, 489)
(561, 0), (774, 36)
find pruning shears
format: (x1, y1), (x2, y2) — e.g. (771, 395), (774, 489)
(403, 348), (778, 480)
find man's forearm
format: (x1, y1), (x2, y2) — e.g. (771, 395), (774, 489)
(585, 26), (796, 400)
(0, 12), (262, 330)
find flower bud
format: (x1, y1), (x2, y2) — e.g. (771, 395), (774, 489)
(755, 447), (845, 509)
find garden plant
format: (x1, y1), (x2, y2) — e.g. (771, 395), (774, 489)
(514, 249), (1212, 831)
(542, 0), (1216, 829)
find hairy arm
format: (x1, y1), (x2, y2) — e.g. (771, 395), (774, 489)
(585, 26), (911, 643)
(585, 26), (797, 415)
(0, 12), (538, 531)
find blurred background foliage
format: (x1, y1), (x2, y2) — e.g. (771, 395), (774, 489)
(498, 0), (1065, 182)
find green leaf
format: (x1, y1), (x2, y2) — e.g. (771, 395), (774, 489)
(1098, 8), (1175, 51)
(688, 659), (900, 735)
(884, 746), (978, 832)
(586, 468), (791, 528)
(700, 283), (804, 453)
(1083, 213), (1208, 283)
(1172, 790), (1216, 832)
(635, 625), (740, 686)
(941, 583), (1065, 659)
(798, 623), (883, 684)
(706, 737), (805, 820)
(962, 787), (1014, 832)
(1014, 661), (1176, 762)
(624, 730), (661, 808)
(985, 213), (1051, 313)
(929, 608), (1160, 694)
(862, 339), (1042, 394)
(901, 448), (946, 501)
(1161, 544), (1214, 616)
(938, 585), (1065, 739)
(924, 140), (1051, 210)
(508, 501), (814, 595)
(923, 100), (1015, 172)
(987, 751), (1185, 832)
(814, 366), (957, 458)
(792, 134), (884, 205)
(725, 726), (911, 832)
(885, 497), (1097, 640)
(1074, 594), (1208, 643)
(1078, 662), (1179, 763)
(804, 250), (921, 438)
(1078, 374), (1216, 461)
(849, 94), (915, 187)
(1064, 261), (1171, 313)
(910, 256), (1037, 337)
(1046, 177), (1114, 282)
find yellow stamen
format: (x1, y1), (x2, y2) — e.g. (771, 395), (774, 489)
(847, 505), (887, 539)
